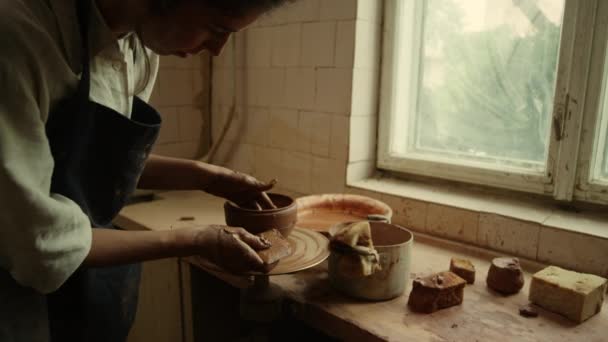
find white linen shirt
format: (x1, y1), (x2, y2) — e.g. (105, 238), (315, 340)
(0, 0), (159, 299)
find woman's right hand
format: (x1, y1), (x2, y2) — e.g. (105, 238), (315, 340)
(173, 225), (271, 273)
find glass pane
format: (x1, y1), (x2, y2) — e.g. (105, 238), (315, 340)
(592, 52), (608, 184)
(398, 0), (565, 172)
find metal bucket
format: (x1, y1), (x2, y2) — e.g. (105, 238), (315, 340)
(328, 222), (414, 301)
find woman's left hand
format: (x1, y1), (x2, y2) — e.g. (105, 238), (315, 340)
(202, 164), (276, 207)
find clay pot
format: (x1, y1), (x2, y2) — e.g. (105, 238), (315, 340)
(224, 193), (297, 237)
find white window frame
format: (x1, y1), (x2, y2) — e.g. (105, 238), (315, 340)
(378, 0), (608, 204)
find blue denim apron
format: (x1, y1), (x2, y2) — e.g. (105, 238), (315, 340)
(44, 1), (161, 341)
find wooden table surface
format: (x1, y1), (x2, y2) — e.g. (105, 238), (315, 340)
(116, 191), (608, 342)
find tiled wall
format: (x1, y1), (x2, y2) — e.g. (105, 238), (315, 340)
(210, 0), (372, 195)
(149, 55), (211, 159)
(207, 0), (608, 278)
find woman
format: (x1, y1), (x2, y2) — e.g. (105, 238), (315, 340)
(0, 0), (292, 341)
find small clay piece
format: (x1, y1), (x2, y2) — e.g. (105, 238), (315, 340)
(179, 216), (195, 221)
(256, 229), (292, 272)
(408, 271), (466, 313)
(519, 304), (539, 318)
(486, 257), (525, 295)
(449, 258), (476, 284)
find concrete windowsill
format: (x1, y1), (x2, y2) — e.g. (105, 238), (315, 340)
(349, 177), (608, 240)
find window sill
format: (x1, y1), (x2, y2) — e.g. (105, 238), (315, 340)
(349, 176), (608, 239)
(347, 175), (608, 277)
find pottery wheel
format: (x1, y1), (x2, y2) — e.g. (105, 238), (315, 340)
(262, 227), (329, 275)
(197, 228), (329, 276)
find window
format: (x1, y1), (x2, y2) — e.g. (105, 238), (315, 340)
(379, 0), (608, 203)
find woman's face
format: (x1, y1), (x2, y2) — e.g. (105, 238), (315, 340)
(138, 0), (263, 57)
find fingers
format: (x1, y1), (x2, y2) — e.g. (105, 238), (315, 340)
(237, 229), (272, 250)
(255, 178), (277, 192)
(218, 229), (266, 272)
(258, 192), (277, 209)
(232, 237), (265, 268)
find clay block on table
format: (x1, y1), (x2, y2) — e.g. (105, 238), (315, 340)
(529, 266), (607, 323)
(450, 258), (476, 284)
(408, 271), (466, 314)
(486, 257), (524, 295)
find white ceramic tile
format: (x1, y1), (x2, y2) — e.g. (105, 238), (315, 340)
(244, 107), (270, 146)
(543, 211), (608, 239)
(381, 194), (428, 232)
(192, 67), (208, 104)
(213, 105), (244, 143)
(351, 68), (379, 116)
(320, 0), (357, 20)
(335, 21), (356, 68)
(354, 20), (381, 69)
(160, 69), (194, 106)
(301, 22), (336, 67)
(269, 108), (299, 151)
(286, 0), (321, 22)
(152, 141), (200, 159)
(296, 111), (312, 153)
(223, 143), (256, 175)
(245, 68), (263, 106)
(284, 68), (316, 109)
(157, 107), (179, 144)
(344, 187), (383, 199)
(477, 214), (540, 260)
(346, 160), (375, 183)
(271, 24), (302, 67)
(210, 105), (228, 142)
(330, 115), (350, 161)
(315, 68), (352, 113)
(251, 68), (285, 107)
(299, 111), (331, 157)
(349, 115), (376, 162)
(253, 146), (283, 182)
(246, 27), (272, 67)
(211, 67), (233, 106)
(357, 0), (383, 23)
(311, 157), (347, 194)
(178, 107), (204, 142)
(426, 204), (479, 244)
(280, 151), (312, 194)
(149, 79), (162, 108)
(538, 227), (608, 276)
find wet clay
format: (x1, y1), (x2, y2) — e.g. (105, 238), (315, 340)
(486, 257), (525, 295)
(296, 194), (392, 233)
(450, 258), (476, 284)
(224, 193), (297, 237)
(256, 229), (292, 272)
(408, 271), (466, 314)
(519, 304), (539, 318)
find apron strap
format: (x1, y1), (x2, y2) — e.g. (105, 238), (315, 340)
(76, 0), (91, 100)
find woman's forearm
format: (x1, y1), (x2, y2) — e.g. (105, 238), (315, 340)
(83, 228), (191, 268)
(138, 154), (216, 190)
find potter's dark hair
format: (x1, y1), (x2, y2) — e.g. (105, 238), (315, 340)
(151, 0), (295, 15)
(135, 0), (295, 94)
(204, 0), (295, 13)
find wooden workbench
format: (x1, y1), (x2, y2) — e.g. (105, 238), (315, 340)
(116, 191), (608, 342)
